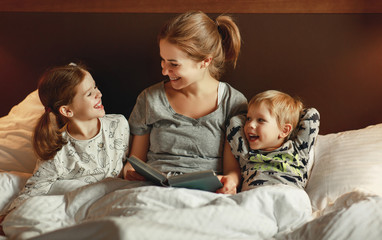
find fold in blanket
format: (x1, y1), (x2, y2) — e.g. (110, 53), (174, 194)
(3, 178), (312, 240)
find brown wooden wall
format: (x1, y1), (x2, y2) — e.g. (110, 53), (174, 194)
(1, 2), (382, 134)
(1, 0), (382, 13)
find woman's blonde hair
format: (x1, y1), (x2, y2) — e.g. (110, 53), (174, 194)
(158, 11), (241, 80)
(33, 64), (87, 160)
(249, 90), (304, 138)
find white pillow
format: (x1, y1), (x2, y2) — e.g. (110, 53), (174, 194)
(0, 171), (31, 214)
(306, 123), (382, 212)
(0, 90), (43, 173)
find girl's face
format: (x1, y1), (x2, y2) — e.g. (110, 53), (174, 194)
(159, 39), (207, 90)
(244, 103), (285, 151)
(68, 71), (105, 121)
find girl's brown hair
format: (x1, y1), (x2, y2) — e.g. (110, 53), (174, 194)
(158, 11), (241, 80)
(33, 64), (87, 160)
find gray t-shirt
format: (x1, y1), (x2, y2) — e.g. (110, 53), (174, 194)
(129, 81), (247, 174)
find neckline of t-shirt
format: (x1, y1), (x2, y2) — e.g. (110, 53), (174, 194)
(161, 81), (226, 122)
(65, 117), (103, 141)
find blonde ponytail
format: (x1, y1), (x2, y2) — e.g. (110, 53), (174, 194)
(215, 15), (242, 68)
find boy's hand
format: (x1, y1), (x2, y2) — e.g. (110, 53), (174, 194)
(216, 175), (238, 194)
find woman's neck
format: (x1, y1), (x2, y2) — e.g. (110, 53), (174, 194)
(165, 76), (220, 119)
(178, 75), (218, 98)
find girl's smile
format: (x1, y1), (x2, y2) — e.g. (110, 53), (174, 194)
(94, 100), (104, 110)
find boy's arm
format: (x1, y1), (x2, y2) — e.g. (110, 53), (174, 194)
(226, 114), (250, 158)
(216, 139), (241, 194)
(293, 108), (320, 157)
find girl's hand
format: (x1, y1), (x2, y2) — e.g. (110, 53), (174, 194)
(216, 175), (238, 194)
(122, 164), (146, 181)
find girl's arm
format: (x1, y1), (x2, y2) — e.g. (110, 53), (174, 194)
(123, 134), (150, 180)
(216, 139), (241, 194)
(8, 160), (60, 211)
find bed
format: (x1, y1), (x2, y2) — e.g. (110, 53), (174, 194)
(0, 90), (381, 240)
(1, 3), (382, 239)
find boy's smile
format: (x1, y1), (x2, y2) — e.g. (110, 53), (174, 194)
(244, 103), (285, 151)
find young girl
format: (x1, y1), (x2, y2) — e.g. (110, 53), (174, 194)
(226, 90), (320, 191)
(8, 63), (130, 211)
(123, 11), (247, 194)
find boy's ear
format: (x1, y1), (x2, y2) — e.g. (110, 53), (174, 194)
(279, 123), (293, 139)
(59, 105), (73, 118)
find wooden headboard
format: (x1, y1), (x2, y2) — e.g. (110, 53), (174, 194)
(1, 1), (382, 134)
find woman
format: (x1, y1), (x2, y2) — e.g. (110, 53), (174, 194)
(123, 11), (247, 194)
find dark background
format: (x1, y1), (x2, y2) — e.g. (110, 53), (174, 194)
(1, 13), (381, 134)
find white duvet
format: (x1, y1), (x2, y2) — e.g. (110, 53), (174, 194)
(3, 178), (382, 240)
(3, 178), (313, 240)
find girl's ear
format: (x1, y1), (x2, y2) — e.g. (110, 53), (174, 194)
(279, 123), (293, 139)
(59, 105), (73, 118)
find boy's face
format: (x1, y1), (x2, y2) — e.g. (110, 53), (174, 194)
(244, 103), (286, 151)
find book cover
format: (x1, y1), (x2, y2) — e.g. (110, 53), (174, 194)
(127, 156), (223, 192)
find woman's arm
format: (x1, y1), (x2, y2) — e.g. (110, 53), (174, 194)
(216, 139), (241, 194)
(129, 134), (150, 161)
(122, 134), (150, 180)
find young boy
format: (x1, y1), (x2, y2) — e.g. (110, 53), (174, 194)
(226, 90), (320, 191)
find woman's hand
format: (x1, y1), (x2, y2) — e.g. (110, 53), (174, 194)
(216, 175), (238, 194)
(122, 163), (146, 181)
(122, 134), (150, 181)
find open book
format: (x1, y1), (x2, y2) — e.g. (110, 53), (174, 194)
(127, 156), (223, 192)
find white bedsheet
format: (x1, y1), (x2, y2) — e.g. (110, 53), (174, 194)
(3, 178), (313, 240)
(279, 191), (382, 240)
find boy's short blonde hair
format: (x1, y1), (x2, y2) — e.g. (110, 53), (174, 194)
(248, 90), (304, 138)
